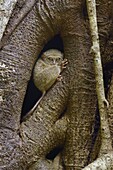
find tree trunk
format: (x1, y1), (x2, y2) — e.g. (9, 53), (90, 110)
(0, 0), (17, 40)
(0, 0), (113, 169)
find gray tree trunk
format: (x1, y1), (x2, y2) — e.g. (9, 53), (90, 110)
(0, 0), (113, 169)
(0, 0), (17, 40)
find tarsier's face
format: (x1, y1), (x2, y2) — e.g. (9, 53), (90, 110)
(42, 49), (63, 66)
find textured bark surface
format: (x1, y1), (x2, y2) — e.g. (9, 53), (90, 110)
(0, 0), (17, 40)
(0, 0), (113, 169)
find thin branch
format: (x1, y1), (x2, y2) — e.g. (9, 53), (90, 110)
(86, 0), (112, 156)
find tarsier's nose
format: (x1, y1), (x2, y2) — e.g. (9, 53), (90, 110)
(53, 59), (56, 64)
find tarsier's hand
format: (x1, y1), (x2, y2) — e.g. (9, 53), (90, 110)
(57, 59), (68, 81)
(61, 59), (68, 70)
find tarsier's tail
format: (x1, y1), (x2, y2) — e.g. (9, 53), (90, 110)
(31, 91), (46, 112)
(22, 91), (46, 122)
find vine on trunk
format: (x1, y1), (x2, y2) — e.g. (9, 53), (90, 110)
(83, 0), (113, 169)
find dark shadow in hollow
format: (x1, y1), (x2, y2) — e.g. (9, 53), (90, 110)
(103, 61), (113, 97)
(46, 146), (63, 160)
(21, 34), (64, 120)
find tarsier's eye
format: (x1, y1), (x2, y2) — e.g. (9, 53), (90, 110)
(57, 57), (62, 62)
(47, 57), (52, 63)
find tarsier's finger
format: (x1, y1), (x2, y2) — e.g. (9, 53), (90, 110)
(62, 59), (68, 65)
(61, 59), (68, 70)
(63, 58), (68, 62)
(57, 75), (63, 81)
(58, 74), (62, 77)
(62, 66), (67, 69)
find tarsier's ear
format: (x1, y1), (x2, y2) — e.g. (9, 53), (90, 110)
(42, 50), (51, 57)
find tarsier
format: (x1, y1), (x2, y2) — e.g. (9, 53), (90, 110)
(23, 49), (68, 121)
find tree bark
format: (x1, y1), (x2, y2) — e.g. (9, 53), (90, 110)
(0, 0), (113, 169)
(0, 0), (17, 40)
